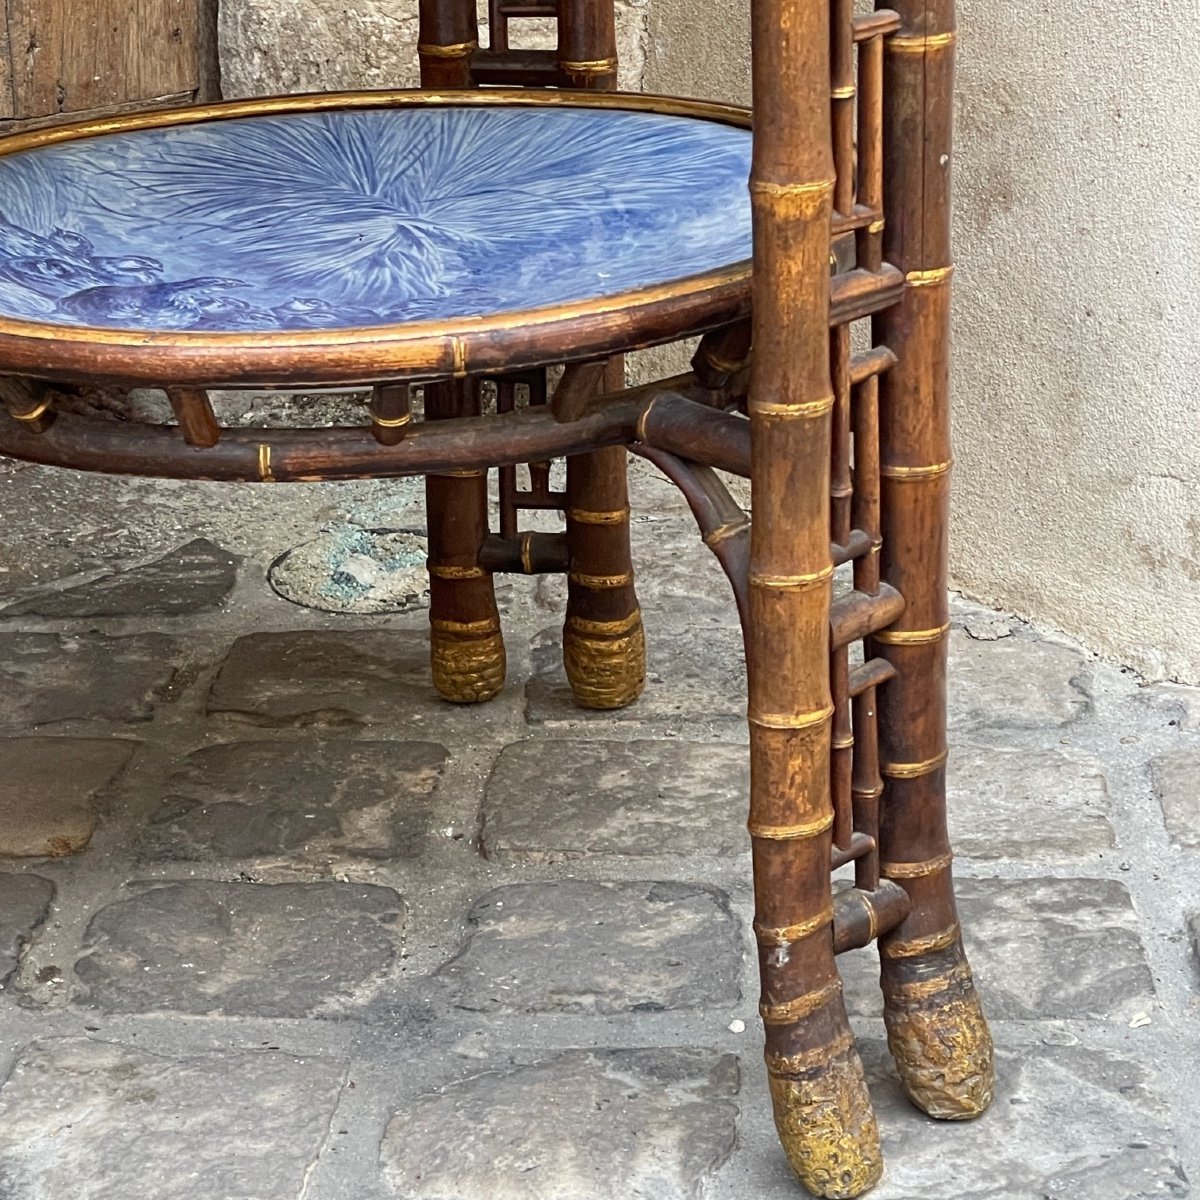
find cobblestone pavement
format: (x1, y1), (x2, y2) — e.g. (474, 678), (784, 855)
(0, 455), (1196, 1199)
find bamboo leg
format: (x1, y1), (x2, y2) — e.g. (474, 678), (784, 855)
(563, 414), (645, 710)
(748, 3), (880, 1194)
(872, 0), (993, 1121)
(425, 379), (506, 703)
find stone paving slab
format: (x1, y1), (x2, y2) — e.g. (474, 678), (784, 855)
(1150, 749), (1200, 849)
(949, 629), (1092, 733)
(843, 877), (1156, 1022)
(0, 1037), (347, 1200)
(437, 881), (742, 1014)
(948, 742), (1113, 860)
(481, 739), (749, 863)
(207, 629), (519, 731)
(0, 633), (182, 730)
(74, 880), (406, 1018)
(861, 1037), (1190, 1199)
(0, 873), (54, 987)
(380, 1048), (740, 1200)
(0, 539), (237, 618)
(0, 737), (136, 858)
(526, 625), (746, 726)
(137, 738), (448, 863)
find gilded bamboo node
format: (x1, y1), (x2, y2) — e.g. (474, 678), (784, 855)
(430, 616), (502, 636)
(436, 468), (486, 478)
(749, 177), (836, 198)
(765, 1029), (855, 1076)
(10, 398), (50, 422)
(873, 622), (951, 646)
(566, 610), (643, 637)
(566, 506), (630, 525)
(451, 336), (468, 377)
(754, 906), (836, 946)
(888, 30), (956, 51)
(703, 518), (751, 546)
(558, 57), (618, 73)
(748, 704), (836, 731)
(881, 923), (962, 959)
(428, 564), (487, 581)
(257, 444), (274, 482)
(520, 531), (536, 575)
(883, 961), (974, 1002)
(867, 219), (886, 234)
(831, 84), (857, 99)
(749, 564), (834, 590)
(418, 39), (480, 58)
(750, 396), (836, 419)
(370, 411), (413, 429)
(760, 977), (843, 1025)
(431, 628), (506, 705)
(881, 460), (953, 480)
(906, 265), (955, 287)
(569, 570), (634, 590)
(881, 850), (954, 880)
(563, 616), (646, 710)
(748, 811), (835, 842)
(881, 749), (950, 779)
(832, 732), (855, 750)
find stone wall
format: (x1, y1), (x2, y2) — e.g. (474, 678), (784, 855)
(217, 0), (1200, 683)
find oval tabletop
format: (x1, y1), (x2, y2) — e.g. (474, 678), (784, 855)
(0, 94), (752, 382)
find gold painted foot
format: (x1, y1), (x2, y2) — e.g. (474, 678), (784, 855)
(769, 1043), (884, 1199)
(562, 610), (646, 710)
(882, 942), (995, 1121)
(430, 619), (506, 704)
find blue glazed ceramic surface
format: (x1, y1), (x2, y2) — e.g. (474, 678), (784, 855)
(0, 106), (752, 334)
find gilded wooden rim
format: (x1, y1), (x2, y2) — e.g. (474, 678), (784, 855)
(0, 89), (753, 389)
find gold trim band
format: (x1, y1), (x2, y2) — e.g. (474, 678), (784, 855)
(873, 622), (951, 646)
(882, 962), (974, 1001)
(750, 177), (837, 198)
(868, 218), (886, 234)
(750, 564), (834, 590)
(832, 733), (856, 750)
(760, 978), (843, 1025)
(882, 850), (954, 879)
(755, 906), (836, 946)
(831, 85), (857, 99)
(257, 444), (274, 482)
(882, 750), (949, 779)
(750, 396), (836, 419)
(565, 506), (630, 525)
(437, 468), (485, 479)
(881, 460), (953, 480)
(888, 30), (956, 51)
(520, 531), (536, 576)
(451, 336), (468, 377)
(748, 703), (836, 731)
(704, 519), (751, 546)
(430, 617), (501, 635)
(428, 564), (486, 581)
(566, 610), (642, 638)
(907, 265), (955, 287)
(881, 923), (961, 959)
(558, 57), (618, 73)
(569, 571), (634, 590)
(370, 411), (412, 428)
(766, 1029), (855, 1076)
(11, 399), (50, 422)
(749, 811), (835, 842)
(418, 39), (479, 58)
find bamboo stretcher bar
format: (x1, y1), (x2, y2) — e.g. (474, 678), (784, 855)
(832, 881), (910, 954)
(479, 532), (570, 575)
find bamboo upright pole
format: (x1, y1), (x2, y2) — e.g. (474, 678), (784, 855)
(871, 0), (994, 1121)
(747, 1), (882, 1194)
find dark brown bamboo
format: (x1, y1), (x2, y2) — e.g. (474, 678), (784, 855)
(832, 880), (910, 954)
(424, 378), (506, 704)
(637, 393), (751, 477)
(166, 386), (220, 448)
(418, 0), (478, 87)
(369, 382), (412, 447)
(563, 406), (644, 710)
(872, 0), (994, 1124)
(0, 377), (56, 434)
(747, 0), (881, 1192)
(479, 531), (571, 575)
(692, 321), (753, 391)
(557, 0), (618, 89)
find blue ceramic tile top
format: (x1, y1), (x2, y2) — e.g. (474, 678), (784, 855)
(0, 105), (752, 334)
